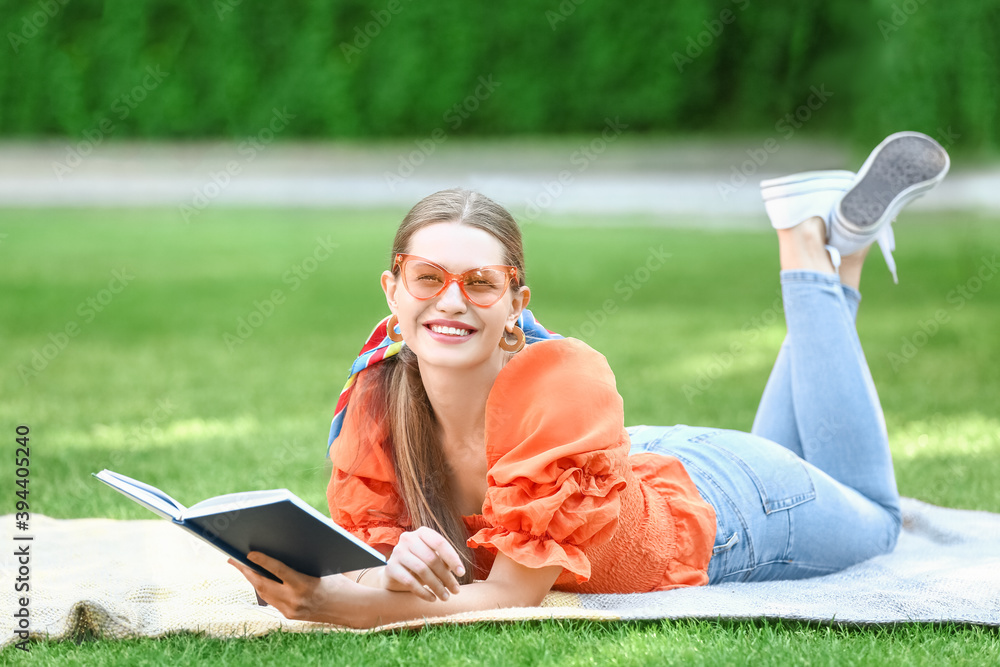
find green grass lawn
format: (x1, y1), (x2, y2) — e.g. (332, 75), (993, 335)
(2, 207), (999, 664)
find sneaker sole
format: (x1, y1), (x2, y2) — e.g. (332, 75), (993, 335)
(837, 132), (949, 232)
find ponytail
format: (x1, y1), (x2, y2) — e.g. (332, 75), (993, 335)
(372, 347), (475, 584)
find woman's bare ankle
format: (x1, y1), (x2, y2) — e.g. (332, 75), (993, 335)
(776, 216), (836, 274)
(839, 245), (871, 291)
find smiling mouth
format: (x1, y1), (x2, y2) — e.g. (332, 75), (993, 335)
(426, 324), (474, 336)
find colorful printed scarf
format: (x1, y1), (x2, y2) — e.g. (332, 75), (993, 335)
(327, 309), (561, 455)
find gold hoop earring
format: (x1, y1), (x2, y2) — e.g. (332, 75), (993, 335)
(386, 314), (403, 342)
(499, 325), (525, 353)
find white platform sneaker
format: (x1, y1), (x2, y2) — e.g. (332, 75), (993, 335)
(761, 132), (950, 282)
(761, 170), (854, 271)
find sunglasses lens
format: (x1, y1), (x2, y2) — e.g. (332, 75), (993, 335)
(402, 261), (448, 299)
(462, 268), (509, 306)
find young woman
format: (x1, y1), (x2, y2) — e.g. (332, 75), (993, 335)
(230, 132), (950, 629)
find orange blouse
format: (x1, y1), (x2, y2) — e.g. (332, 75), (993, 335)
(326, 338), (716, 593)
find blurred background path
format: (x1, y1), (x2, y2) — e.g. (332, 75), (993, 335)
(2, 140), (997, 225)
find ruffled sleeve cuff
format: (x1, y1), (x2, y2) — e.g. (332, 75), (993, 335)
(348, 521), (405, 553)
(467, 525), (590, 583)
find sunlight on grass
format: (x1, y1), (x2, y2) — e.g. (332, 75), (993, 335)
(87, 416), (263, 450)
(890, 412), (1000, 511)
(893, 413), (1000, 460)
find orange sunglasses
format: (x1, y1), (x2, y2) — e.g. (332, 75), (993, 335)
(393, 254), (518, 307)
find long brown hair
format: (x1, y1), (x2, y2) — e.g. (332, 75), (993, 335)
(370, 189), (525, 583)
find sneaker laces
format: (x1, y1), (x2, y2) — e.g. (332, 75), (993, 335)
(825, 244), (842, 271)
(877, 222), (898, 284)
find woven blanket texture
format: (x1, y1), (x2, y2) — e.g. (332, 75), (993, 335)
(3, 497), (998, 644)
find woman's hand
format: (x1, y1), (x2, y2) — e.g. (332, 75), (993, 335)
(382, 526), (466, 602)
(231, 547), (561, 629)
(228, 552), (343, 624)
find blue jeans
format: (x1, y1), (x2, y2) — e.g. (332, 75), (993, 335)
(628, 270), (902, 583)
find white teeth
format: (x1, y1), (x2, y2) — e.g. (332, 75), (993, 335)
(429, 325), (472, 336)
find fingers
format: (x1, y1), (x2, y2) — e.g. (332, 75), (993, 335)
(228, 554), (330, 622)
(229, 556), (266, 583)
(384, 559), (437, 601)
(228, 553), (301, 601)
(406, 537), (461, 596)
(245, 551), (288, 582)
(228, 557), (276, 606)
(394, 550), (457, 601)
(413, 527), (467, 581)
(386, 528), (466, 601)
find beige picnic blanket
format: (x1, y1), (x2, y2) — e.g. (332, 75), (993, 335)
(2, 497), (999, 645)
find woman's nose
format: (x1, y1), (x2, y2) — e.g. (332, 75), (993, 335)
(436, 280), (468, 310)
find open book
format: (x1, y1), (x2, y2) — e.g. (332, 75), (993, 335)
(93, 469), (386, 582)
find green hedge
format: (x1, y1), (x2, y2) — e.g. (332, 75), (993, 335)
(1, 0), (997, 149)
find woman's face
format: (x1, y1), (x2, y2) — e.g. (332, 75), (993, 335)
(382, 222), (529, 372)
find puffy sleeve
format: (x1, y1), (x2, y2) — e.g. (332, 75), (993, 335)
(468, 338), (630, 583)
(326, 370), (409, 553)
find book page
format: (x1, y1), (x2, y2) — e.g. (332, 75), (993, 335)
(183, 489), (292, 519)
(93, 469), (185, 520)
